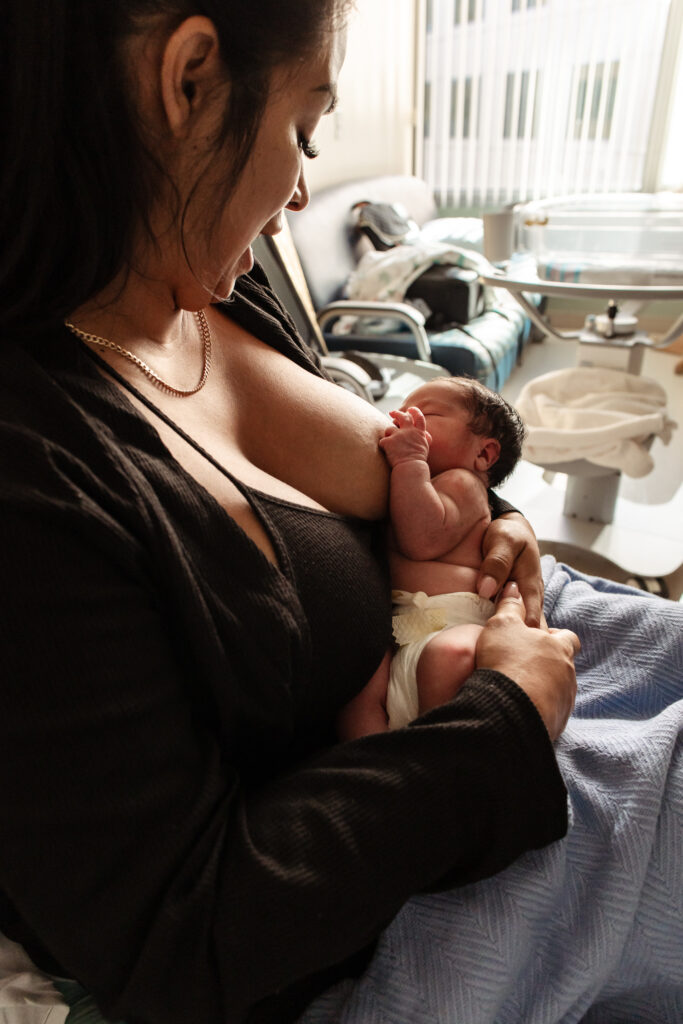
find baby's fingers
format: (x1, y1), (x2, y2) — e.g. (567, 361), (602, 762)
(389, 409), (413, 429)
(405, 406), (427, 432)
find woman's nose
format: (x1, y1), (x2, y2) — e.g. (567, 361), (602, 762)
(286, 169), (310, 213)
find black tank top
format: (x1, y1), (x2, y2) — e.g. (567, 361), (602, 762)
(243, 488), (392, 754)
(79, 354), (393, 754)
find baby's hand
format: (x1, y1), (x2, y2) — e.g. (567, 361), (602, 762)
(379, 407), (431, 467)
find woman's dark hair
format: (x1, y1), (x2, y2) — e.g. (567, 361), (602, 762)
(447, 377), (527, 487)
(0, 0), (352, 337)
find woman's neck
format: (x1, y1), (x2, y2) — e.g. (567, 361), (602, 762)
(68, 265), (193, 357)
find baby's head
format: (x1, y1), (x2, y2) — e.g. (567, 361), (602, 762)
(402, 377), (526, 487)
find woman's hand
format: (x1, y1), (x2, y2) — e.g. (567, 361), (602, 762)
(476, 583), (579, 741)
(477, 512), (544, 627)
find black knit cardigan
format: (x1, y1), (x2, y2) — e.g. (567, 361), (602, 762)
(0, 265), (567, 1023)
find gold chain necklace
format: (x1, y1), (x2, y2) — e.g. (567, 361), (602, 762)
(64, 310), (212, 397)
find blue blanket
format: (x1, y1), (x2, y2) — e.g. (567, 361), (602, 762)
(301, 556), (683, 1023)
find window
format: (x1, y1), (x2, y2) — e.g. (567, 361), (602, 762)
(422, 0), (674, 206)
(572, 61), (620, 140)
(450, 75), (480, 138)
(456, 0), (486, 22)
(450, 79), (458, 137)
(603, 61), (619, 140)
(589, 63), (604, 138)
(424, 81), (432, 137)
(504, 69), (541, 138)
(464, 76), (473, 137)
(503, 71), (515, 138)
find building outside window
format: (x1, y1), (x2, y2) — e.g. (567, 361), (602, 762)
(421, 0), (675, 210)
(455, 0), (487, 21)
(512, 0), (548, 11)
(450, 75), (481, 137)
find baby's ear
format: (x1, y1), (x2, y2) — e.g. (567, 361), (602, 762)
(474, 438), (500, 472)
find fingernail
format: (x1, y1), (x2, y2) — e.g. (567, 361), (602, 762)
(478, 575), (497, 599)
(503, 581), (520, 598)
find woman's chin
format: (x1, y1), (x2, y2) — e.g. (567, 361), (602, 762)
(210, 278), (237, 303)
(240, 245), (255, 275)
(212, 247), (254, 301)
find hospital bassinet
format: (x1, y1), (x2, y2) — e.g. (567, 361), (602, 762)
(515, 192), (683, 286)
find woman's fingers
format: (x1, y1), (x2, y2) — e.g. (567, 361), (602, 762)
(478, 514), (544, 627)
(476, 597), (578, 741)
(498, 580), (523, 602)
(549, 626), (582, 655)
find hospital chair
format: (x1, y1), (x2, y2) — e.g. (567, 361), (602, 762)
(282, 174), (536, 392)
(252, 223), (445, 413)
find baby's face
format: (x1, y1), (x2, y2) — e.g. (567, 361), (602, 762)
(401, 381), (481, 476)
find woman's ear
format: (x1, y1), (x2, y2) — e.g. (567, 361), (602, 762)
(474, 438), (501, 473)
(160, 16), (223, 136)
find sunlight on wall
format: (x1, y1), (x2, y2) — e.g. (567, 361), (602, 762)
(305, 0), (416, 192)
(660, 48), (683, 190)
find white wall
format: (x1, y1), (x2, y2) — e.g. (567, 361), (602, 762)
(659, 31), (683, 191)
(305, 0), (418, 193)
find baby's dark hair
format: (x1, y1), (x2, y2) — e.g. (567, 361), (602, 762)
(444, 376), (527, 487)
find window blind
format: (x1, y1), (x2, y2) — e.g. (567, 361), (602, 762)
(421, 0), (673, 209)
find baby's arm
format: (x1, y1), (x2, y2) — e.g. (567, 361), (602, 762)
(337, 651), (391, 740)
(379, 408), (488, 560)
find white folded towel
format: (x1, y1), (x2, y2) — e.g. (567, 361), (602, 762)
(0, 932), (67, 1023)
(515, 366), (677, 476)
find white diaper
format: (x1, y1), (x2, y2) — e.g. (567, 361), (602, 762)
(387, 590), (495, 729)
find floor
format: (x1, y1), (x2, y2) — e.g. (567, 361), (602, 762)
(498, 334), (683, 600)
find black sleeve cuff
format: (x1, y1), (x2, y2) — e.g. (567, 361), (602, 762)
(488, 490), (521, 519)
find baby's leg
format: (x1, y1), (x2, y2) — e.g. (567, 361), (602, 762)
(416, 624), (484, 715)
(337, 651), (392, 740)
